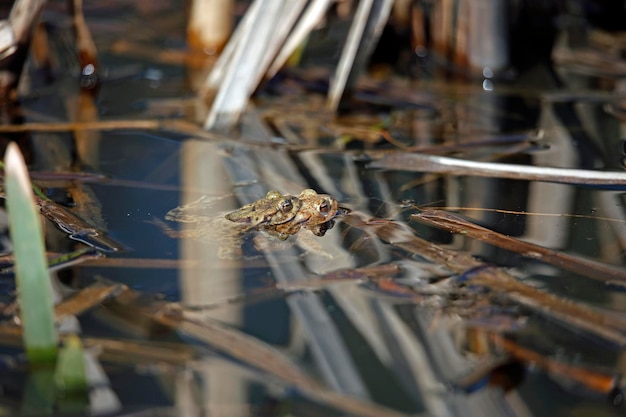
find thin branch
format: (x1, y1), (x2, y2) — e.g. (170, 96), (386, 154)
(412, 209), (626, 284)
(370, 152), (626, 186)
(342, 212), (626, 345)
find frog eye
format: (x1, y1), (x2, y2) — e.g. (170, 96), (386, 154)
(299, 189), (317, 198)
(318, 200), (330, 214)
(279, 199), (293, 212)
(266, 191), (282, 200)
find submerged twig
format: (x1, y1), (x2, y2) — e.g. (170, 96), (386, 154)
(83, 337), (196, 365)
(180, 264), (401, 312)
(35, 197), (123, 252)
(167, 317), (424, 417)
(0, 247), (102, 274)
(342, 212), (626, 345)
(2, 165), (119, 252)
(0, 118), (227, 140)
(55, 283), (126, 322)
(412, 210), (626, 284)
(83, 257), (200, 269)
(101, 288), (418, 417)
(491, 333), (619, 395)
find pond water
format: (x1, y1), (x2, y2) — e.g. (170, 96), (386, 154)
(1, 1), (626, 417)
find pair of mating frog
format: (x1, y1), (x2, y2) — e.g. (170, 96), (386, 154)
(163, 189), (349, 258)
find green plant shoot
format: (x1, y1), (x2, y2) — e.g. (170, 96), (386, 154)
(4, 142), (57, 363)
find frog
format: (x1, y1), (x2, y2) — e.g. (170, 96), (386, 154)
(157, 189), (348, 259)
(157, 190), (302, 259)
(262, 189), (349, 240)
(167, 190), (302, 227)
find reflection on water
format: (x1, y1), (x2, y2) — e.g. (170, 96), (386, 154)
(16, 100), (626, 416)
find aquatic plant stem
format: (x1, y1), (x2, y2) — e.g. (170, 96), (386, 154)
(371, 152), (626, 186)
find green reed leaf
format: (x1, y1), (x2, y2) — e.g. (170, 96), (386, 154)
(4, 142), (57, 363)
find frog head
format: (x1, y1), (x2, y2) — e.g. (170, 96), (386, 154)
(224, 191), (302, 226)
